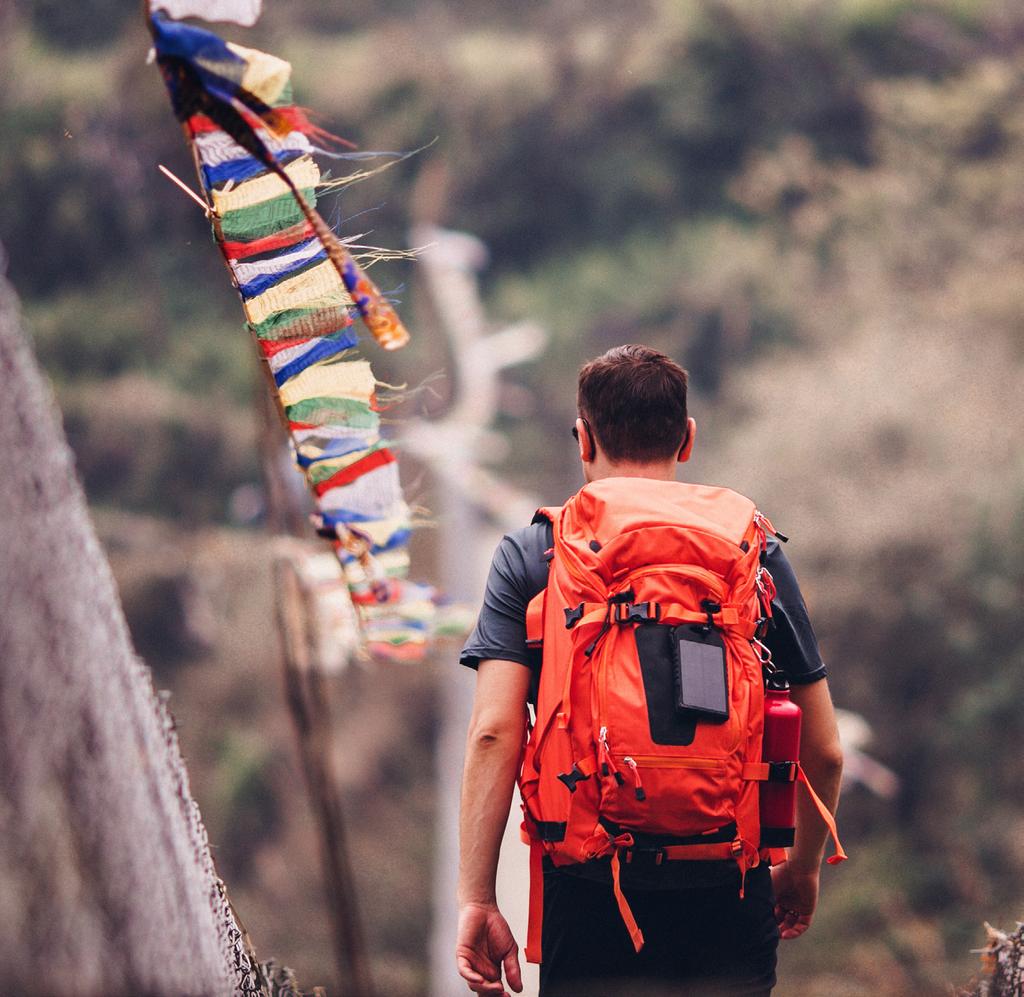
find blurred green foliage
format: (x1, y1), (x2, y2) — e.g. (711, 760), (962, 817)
(5, 0), (1024, 994)
(209, 731), (285, 885)
(26, 0), (134, 49)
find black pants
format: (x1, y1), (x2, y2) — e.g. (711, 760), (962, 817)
(538, 863), (778, 997)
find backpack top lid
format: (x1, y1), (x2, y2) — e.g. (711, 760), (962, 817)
(560, 477), (757, 547)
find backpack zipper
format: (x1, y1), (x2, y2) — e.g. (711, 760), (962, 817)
(613, 754), (725, 771)
(615, 754), (727, 806)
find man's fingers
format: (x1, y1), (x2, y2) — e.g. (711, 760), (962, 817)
(503, 945), (523, 993)
(457, 960), (505, 997)
(775, 907), (812, 940)
(468, 983), (508, 997)
(457, 952), (502, 990)
(467, 984), (507, 997)
(780, 922), (810, 940)
(458, 950), (516, 996)
(456, 954), (485, 985)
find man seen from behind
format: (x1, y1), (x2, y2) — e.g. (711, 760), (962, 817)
(456, 345), (844, 997)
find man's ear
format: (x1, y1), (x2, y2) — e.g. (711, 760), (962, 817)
(677, 417), (697, 463)
(575, 417), (594, 462)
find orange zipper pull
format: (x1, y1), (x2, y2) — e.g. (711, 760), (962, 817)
(754, 511), (789, 545)
(623, 756), (646, 801)
(599, 727), (624, 784)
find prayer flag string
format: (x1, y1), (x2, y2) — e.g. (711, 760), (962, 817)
(150, 9), (432, 660)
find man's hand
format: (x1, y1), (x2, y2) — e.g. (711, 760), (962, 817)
(770, 679), (843, 942)
(771, 863), (819, 940)
(456, 901), (523, 996)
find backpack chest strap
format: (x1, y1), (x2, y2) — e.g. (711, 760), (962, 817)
(568, 600), (758, 639)
(657, 602), (758, 638)
(569, 601), (761, 638)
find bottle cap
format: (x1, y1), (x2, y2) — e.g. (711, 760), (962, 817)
(766, 672), (791, 692)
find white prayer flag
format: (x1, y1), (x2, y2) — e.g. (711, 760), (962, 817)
(150, 0), (262, 27)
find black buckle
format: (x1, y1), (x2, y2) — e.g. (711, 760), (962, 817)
(557, 763), (591, 794)
(700, 599), (721, 633)
(536, 820), (567, 843)
(614, 601), (660, 624)
(767, 761), (797, 783)
(624, 845), (665, 866)
(564, 604), (585, 629)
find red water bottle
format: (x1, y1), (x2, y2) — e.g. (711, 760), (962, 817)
(760, 675), (801, 848)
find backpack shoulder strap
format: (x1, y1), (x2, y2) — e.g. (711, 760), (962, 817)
(526, 589), (546, 648)
(524, 506), (560, 647)
(531, 505), (561, 528)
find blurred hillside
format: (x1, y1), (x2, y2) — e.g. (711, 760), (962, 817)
(4, 0), (1024, 994)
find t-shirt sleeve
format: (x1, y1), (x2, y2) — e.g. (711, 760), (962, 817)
(460, 524), (550, 671)
(762, 540), (827, 684)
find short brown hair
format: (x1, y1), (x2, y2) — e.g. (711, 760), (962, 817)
(577, 345), (689, 463)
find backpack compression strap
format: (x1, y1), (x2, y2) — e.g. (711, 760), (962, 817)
(796, 765), (848, 864)
(741, 761), (848, 864)
(610, 847), (645, 953)
(525, 836), (545, 964)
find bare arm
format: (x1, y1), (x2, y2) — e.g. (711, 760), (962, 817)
(456, 659), (531, 995)
(771, 678), (844, 939)
(790, 678), (844, 870)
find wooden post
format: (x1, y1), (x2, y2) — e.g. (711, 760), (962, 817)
(272, 554), (376, 997)
(256, 366), (373, 996)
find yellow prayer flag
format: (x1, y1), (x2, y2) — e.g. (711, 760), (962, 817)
(242, 260), (350, 325)
(226, 42), (292, 105)
(212, 156), (321, 215)
(277, 358), (377, 408)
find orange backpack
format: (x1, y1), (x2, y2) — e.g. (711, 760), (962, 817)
(518, 478), (844, 962)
